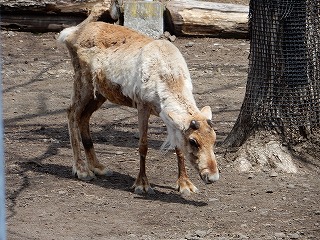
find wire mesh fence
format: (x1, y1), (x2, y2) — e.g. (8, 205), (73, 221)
(242, 0), (320, 142)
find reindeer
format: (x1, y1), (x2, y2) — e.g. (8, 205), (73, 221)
(58, 7), (219, 195)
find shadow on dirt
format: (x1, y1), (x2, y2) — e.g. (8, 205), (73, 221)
(18, 161), (208, 207)
(6, 115), (207, 217)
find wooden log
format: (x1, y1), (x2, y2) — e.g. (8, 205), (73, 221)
(1, 0), (249, 38)
(165, 0), (249, 38)
(0, 0), (113, 32)
(0, 0), (110, 14)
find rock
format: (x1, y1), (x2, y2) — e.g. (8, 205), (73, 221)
(274, 232), (286, 238)
(237, 233), (248, 239)
(208, 197), (219, 202)
(185, 42), (195, 48)
(195, 230), (207, 238)
(185, 233), (200, 240)
(287, 184), (295, 189)
(269, 170), (278, 177)
(248, 173), (254, 179)
(168, 35), (176, 42)
(288, 233), (299, 239)
(163, 31), (171, 38)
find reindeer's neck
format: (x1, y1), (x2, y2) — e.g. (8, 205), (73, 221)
(159, 95), (199, 150)
(158, 91), (200, 132)
(162, 95), (198, 116)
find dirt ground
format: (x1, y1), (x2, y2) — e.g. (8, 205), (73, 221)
(2, 7), (320, 240)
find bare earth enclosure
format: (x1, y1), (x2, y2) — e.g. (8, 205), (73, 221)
(2, 2), (320, 240)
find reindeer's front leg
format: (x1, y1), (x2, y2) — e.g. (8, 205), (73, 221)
(133, 103), (155, 194)
(175, 147), (198, 195)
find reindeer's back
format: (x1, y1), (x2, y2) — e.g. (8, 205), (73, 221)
(67, 22), (153, 50)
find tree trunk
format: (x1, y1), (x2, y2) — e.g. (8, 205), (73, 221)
(165, 0), (249, 38)
(222, 0), (320, 173)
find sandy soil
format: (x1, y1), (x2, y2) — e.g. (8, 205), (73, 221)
(2, 4), (320, 239)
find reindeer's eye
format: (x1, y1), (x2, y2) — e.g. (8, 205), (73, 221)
(189, 138), (199, 148)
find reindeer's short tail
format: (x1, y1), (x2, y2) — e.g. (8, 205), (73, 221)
(58, 26), (78, 44)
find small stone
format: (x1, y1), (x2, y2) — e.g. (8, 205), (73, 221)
(237, 233), (248, 239)
(208, 197), (219, 202)
(275, 232), (286, 238)
(128, 233), (138, 239)
(287, 184), (295, 189)
(248, 173), (254, 179)
(288, 233), (299, 239)
(185, 233), (199, 240)
(168, 35), (176, 42)
(185, 42), (195, 47)
(314, 210), (320, 215)
(115, 151), (124, 155)
(269, 170), (278, 177)
(195, 230), (207, 238)
(164, 31), (171, 38)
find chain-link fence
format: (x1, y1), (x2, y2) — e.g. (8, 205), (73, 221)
(242, 0), (320, 142)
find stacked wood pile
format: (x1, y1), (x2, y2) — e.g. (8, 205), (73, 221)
(0, 0), (249, 38)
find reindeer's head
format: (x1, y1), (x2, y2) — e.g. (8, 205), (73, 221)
(167, 106), (219, 184)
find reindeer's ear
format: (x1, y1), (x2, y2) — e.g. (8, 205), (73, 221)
(200, 106), (212, 120)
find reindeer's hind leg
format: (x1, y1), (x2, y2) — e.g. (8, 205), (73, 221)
(78, 93), (113, 177)
(68, 74), (110, 180)
(132, 103), (155, 194)
(68, 91), (94, 180)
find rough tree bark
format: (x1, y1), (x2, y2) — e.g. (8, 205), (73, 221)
(222, 0), (320, 173)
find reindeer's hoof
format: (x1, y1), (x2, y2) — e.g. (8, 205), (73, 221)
(176, 178), (199, 196)
(74, 171), (96, 181)
(92, 167), (113, 177)
(133, 185), (155, 195)
(89, 162), (113, 177)
(73, 166), (96, 181)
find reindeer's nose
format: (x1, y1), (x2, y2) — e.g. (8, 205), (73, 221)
(200, 171), (219, 184)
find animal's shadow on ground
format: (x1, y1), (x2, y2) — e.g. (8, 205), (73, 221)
(6, 119), (207, 215)
(20, 162), (208, 207)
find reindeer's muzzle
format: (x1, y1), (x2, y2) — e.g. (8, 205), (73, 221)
(200, 170), (219, 184)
